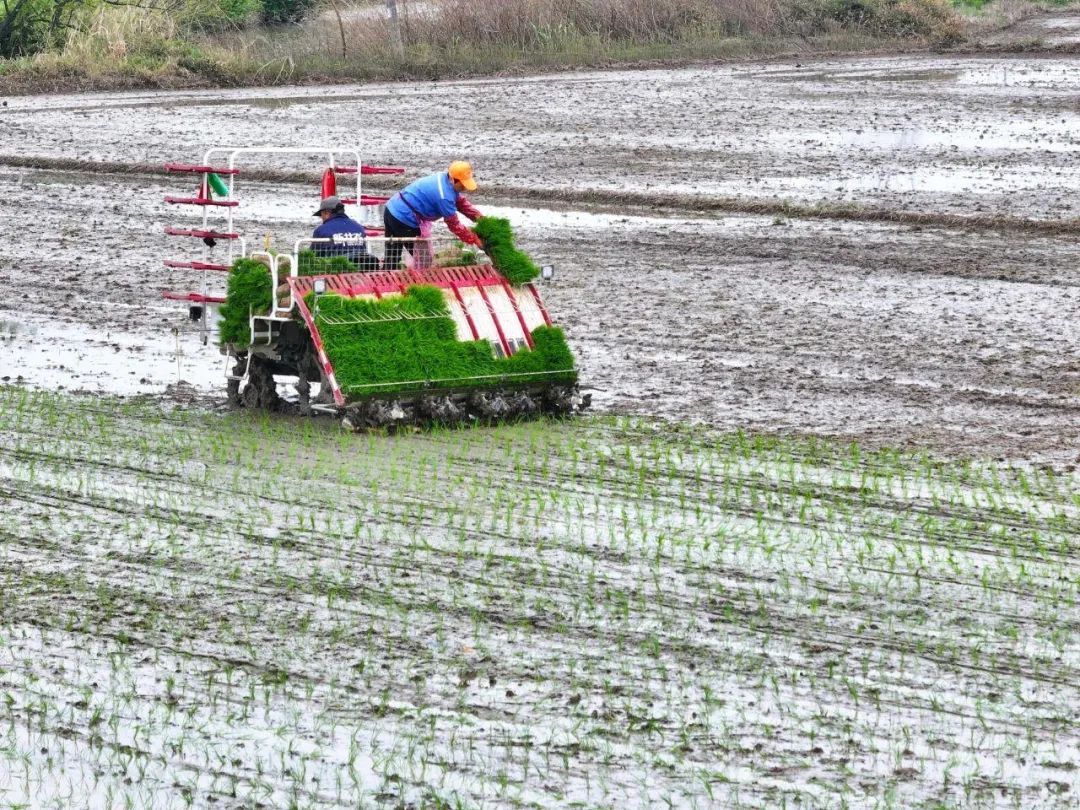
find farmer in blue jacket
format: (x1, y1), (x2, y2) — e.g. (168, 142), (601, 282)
(383, 161), (483, 270)
(312, 196), (379, 271)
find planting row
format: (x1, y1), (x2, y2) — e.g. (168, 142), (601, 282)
(0, 387), (1077, 807)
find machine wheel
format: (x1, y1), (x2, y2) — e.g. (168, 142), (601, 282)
(226, 354), (245, 407)
(240, 355), (281, 411)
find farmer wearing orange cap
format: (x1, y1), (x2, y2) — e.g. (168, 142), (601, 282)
(383, 160), (484, 269)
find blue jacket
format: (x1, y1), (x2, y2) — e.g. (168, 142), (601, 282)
(385, 172), (460, 228)
(312, 213), (369, 261)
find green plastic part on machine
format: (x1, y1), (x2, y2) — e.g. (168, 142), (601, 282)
(207, 172), (230, 197)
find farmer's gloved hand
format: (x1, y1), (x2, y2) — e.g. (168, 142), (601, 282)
(446, 213), (483, 248)
(456, 195), (482, 222)
(202, 236), (217, 248)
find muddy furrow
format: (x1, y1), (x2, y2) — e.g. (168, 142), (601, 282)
(6, 409), (1079, 595)
(4, 548), (1067, 781)
(7, 422), (1078, 593)
(5, 438), (1068, 627)
(4, 155), (1080, 236)
(3, 475), (1063, 662)
(6, 457), (1071, 699)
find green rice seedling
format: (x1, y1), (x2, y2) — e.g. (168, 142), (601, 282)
(293, 250), (358, 277)
(472, 217), (540, 284)
(218, 258), (275, 345)
(312, 287), (575, 394)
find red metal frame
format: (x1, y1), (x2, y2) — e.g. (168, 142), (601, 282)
(449, 282), (480, 340)
(162, 290), (227, 304)
(288, 282), (346, 407)
(334, 166), (405, 176)
(501, 280), (534, 349)
(164, 196), (239, 207)
(526, 283), (552, 326)
(289, 265), (508, 298)
(476, 283), (512, 358)
(286, 266), (535, 404)
(163, 260), (231, 271)
(165, 164), (240, 175)
(165, 227), (240, 240)
(339, 195), (391, 206)
(289, 264), (522, 357)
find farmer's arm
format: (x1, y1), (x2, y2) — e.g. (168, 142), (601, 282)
(456, 195), (482, 221)
(444, 213), (482, 247)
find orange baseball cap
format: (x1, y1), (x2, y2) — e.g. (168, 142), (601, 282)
(449, 160), (477, 192)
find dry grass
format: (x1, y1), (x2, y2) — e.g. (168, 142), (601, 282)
(0, 0), (967, 93)
(0, 5), (202, 91)
(960, 0), (1045, 33)
(220, 0), (956, 61)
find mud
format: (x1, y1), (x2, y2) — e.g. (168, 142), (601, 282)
(3, 24), (1080, 807)
(2, 18), (1080, 463)
(4, 397), (1077, 808)
(2, 42), (1079, 221)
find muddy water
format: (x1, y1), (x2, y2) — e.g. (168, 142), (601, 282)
(1, 49), (1079, 219)
(0, 312), (222, 394)
(1, 34), (1079, 461)
(2, 164), (1078, 462)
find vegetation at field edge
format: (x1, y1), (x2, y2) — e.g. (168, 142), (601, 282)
(0, 0), (978, 94)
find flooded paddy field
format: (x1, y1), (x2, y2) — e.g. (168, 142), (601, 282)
(2, 49), (1080, 219)
(1, 164), (1078, 462)
(1, 389), (1078, 808)
(2, 30), (1080, 808)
